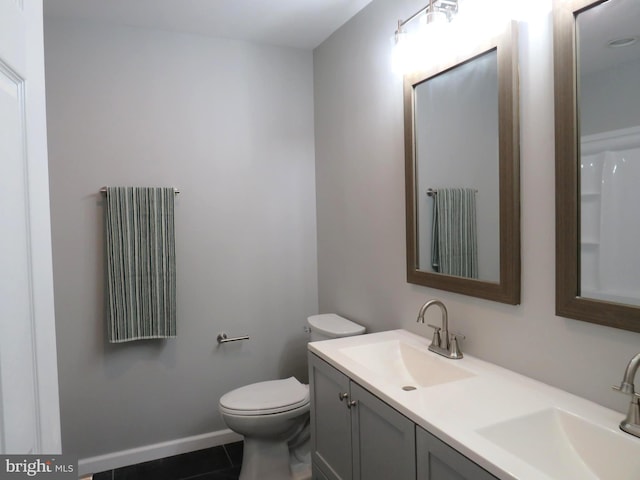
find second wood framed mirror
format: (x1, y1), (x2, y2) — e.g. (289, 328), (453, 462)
(554, 0), (640, 332)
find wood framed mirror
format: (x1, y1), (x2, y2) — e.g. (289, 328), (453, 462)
(554, 0), (640, 332)
(404, 21), (520, 304)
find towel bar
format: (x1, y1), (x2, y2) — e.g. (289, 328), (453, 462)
(427, 188), (477, 197)
(217, 332), (250, 344)
(100, 186), (180, 194)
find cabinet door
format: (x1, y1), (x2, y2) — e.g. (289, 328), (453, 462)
(309, 354), (352, 480)
(417, 427), (498, 480)
(350, 382), (416, 480)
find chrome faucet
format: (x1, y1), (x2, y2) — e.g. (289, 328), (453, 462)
(416, 299), (463, 359)
(613, 352), (640, 437)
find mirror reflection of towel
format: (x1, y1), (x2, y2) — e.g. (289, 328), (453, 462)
(431, 188), (478, 278)
(104, 187), (177, 342)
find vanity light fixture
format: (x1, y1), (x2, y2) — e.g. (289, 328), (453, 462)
(392, 0), (459, 74)
(394, 0), (459, 44)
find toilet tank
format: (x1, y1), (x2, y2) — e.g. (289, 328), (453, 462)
(307, 314), (365, 342)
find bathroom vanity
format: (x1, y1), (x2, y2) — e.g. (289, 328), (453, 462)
(309, 353), (496, 480)
(308, 330), (640, 480)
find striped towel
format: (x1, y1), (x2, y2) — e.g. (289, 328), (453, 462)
(104, 187), (177, 342)
(431, 188), (478, 279)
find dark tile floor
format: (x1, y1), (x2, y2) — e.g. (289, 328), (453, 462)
(92, 442), (242, 480)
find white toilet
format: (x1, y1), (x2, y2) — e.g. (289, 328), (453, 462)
(219, 314), (365, 480)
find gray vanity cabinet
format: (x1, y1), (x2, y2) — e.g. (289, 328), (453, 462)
(350, 381), (416, 480)
(309, 353), (352, 480)
(417, 427), (499, 480)
(309, 354), (416, 480)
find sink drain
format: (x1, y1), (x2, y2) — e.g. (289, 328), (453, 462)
(402, 385), (417, 391)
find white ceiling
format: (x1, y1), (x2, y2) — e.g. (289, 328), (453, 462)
(43, 0), (374, 50)
(578, 0), (640, 75)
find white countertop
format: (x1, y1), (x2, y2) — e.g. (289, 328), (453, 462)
(308, 329), (640, 480)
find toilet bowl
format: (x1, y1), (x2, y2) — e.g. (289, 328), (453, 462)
(220, 377), (310, 480)
(219, 314), (365, 480)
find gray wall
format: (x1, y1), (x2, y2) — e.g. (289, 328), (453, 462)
(314, 0), (640, 413)
(45, 18), (318, 458)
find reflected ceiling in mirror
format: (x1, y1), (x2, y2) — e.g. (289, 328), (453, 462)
(554, 0), (640, 331)
(404, 21), (520, 304)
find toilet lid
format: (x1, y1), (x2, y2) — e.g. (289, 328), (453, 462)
(219, 377), (310, 415)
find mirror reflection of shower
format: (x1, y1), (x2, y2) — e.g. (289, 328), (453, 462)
(580, 129), (640, 306)
(577, 0), (640, 306)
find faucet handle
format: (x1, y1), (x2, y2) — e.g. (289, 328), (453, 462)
(613, 382), (635, 395)
(448, 332), (465, 359)
(427, 324), (442, 348)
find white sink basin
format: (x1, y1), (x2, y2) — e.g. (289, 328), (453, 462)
(339, 339), (474, 389)
(477, 407), (640, 480)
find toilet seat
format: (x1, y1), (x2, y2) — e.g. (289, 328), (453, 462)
(219, 377), (310, 416)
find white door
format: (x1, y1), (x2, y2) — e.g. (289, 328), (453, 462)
(0, 0), (61, 454)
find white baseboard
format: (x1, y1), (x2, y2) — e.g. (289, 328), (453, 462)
(77, 429), (242, 477)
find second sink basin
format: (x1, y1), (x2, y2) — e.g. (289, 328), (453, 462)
(477, 407), (640, 479)
(339, 339), (474, 389)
